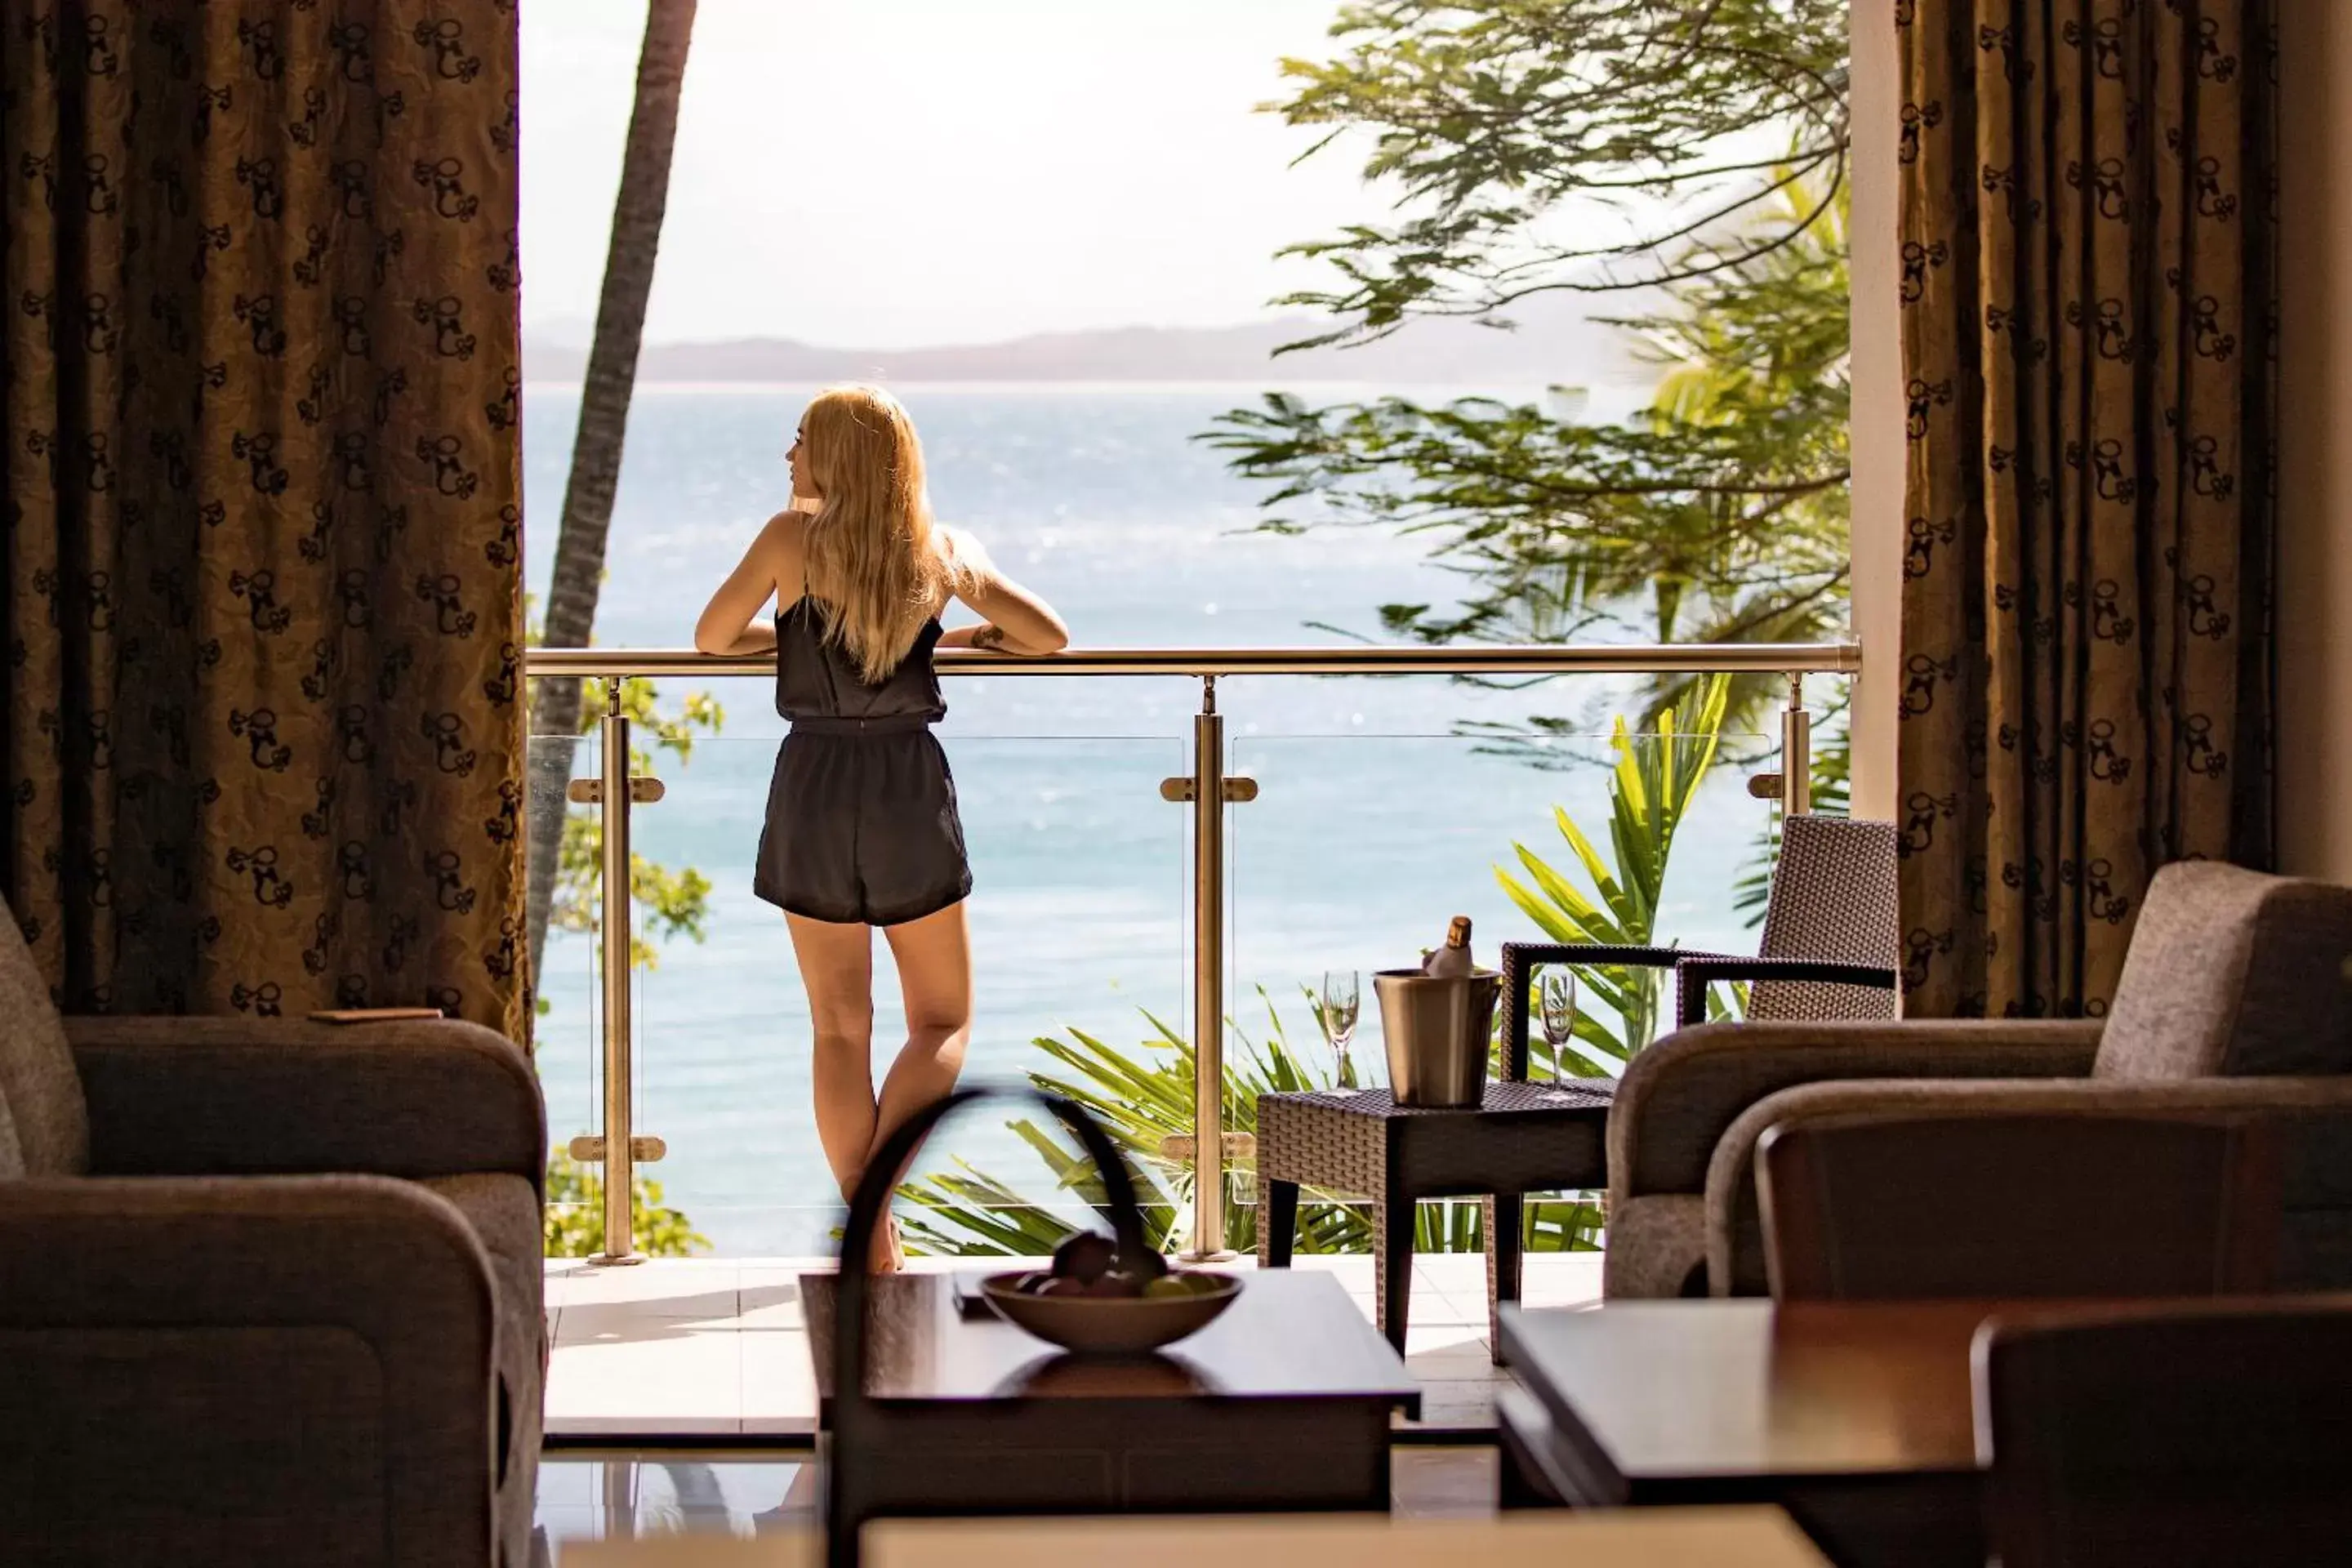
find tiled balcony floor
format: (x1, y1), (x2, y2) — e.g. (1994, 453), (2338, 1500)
(545, 1253), (1602, 1439)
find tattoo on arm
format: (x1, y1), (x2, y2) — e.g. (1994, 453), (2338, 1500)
(972, 624), (1008, 651)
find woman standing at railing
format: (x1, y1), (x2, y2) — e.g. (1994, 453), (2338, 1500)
(695, 384), (1069, 1271)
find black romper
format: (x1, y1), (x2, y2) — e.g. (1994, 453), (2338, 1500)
(751, 599), (973, 926)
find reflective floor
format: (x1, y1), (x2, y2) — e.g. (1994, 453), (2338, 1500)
(532, 1448), (1500, 1563)
(533, 1456), (813, 1558)
(545, 1253), (1604, 1437)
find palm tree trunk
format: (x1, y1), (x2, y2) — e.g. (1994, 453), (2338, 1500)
(527, 0), (698, 1009)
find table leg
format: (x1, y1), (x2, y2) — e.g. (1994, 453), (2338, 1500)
(1378, 1176), (1414, 1357)
(1261, 1178), (1299, 1267)
(1486, 1192), (1523, 1365)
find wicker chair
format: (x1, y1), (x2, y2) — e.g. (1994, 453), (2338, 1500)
(1255, 815), (1901, 1361)
(1500, 814), (1904, 1042)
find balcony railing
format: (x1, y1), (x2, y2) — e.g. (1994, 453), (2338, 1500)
(525, 641), (1862, 1262)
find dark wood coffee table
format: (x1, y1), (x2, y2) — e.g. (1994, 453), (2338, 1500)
(804, 1269), (1419, 1531)
(1498, 1300), (2011, 1568)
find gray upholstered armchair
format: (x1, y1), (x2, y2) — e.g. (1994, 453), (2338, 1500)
(0, 906), (546, 1568)
(1603, 862), (2352, 1299)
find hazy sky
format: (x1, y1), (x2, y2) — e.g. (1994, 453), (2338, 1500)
(521, 0), (1396, 349)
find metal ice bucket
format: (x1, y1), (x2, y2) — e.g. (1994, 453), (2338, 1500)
(1374, 968), (1500, 1108)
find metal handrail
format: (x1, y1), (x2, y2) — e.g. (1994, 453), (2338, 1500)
(527, 639), (1859, 1262)
(525, 640), (1861, 680)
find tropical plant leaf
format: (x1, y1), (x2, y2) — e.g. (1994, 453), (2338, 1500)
(1487, 677), (1731, 1061)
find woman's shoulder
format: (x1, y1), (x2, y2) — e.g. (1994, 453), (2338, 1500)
(934, 522), (993, 577)
(757, 507), (811, 557)
(746, 510), (809, 608)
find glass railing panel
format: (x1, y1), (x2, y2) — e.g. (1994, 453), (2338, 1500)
(1226, 674), (1795, 1252)
(604, 686), (1190, 1259)
(1226, 679), (1787, 1063)
(528, 721), (602, 1253)
(526, 657), (1853, 1264)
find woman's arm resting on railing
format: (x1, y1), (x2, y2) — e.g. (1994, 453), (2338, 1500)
(693, 510), (800, 655)
(937, 620), (1063, 654)
(942, 534), (1068, 656)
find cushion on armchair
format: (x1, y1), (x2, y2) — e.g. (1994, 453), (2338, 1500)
(0, 894), (90, 1178)
(2097, 864), (2352, 1081)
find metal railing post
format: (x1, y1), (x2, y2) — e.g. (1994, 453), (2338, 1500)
(1184, 676), (1234, 1261)
(562, 678), (668, 1265)
(596, 677), (639, 1263)
(1780, 673), (1812, 818)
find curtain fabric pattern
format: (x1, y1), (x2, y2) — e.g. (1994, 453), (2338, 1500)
(2, 4), (525, 1036)
(1896, 0), (2277, 1018)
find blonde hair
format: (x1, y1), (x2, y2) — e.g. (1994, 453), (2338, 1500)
(796, 385), (973, 684)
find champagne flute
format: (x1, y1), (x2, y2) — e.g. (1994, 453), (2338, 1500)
(1320, 969), (1361, 1091)
(1539, 969), (1579, 1083)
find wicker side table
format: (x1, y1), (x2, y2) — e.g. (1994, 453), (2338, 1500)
(1255, 1081), (1615, 1361)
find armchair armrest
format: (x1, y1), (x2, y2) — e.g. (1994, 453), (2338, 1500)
(1499, 941), (1735, 1080)
(1669, 957), (1900, 1028)
(0, 1174), (501, 1561)
(1705, 1076), (2352, 1297)
(1610, 1019), (2105, 1205)
(67, 1017), (545, 1200)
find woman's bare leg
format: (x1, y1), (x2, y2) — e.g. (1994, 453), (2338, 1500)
(869, 902), (975, 1262)
(784, 911), (879, 1217)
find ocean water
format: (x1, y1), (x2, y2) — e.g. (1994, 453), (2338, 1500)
(523, 383), (1806, 1252)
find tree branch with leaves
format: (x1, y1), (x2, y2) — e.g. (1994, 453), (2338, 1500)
(1209, 0), (1853, 737)
(1263, 0), (1848, 344)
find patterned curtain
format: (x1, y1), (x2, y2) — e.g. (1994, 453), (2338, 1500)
(1896, 1), (2278, 1018)
(2, 5), (526, 1038)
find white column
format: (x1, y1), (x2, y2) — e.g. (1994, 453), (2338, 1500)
(1846, 0), (1904, 823)
(2278, 1), (2352, 880)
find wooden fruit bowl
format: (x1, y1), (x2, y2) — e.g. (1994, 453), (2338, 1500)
(979, 1272), (1241, 1355)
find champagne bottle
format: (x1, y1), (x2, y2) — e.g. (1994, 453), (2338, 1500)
(1422, 915), (1475, 978)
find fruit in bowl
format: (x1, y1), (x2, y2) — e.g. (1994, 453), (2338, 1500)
(981, 1232), (1241, 1353)
(1017, 1232), (1175, 1298)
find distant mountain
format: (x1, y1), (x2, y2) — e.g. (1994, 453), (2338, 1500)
(526, 313), (597, 351)
(521, 301), (1655, 387)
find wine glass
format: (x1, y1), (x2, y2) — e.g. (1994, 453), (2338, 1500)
(1539, 969), (1579, 1083)
(1319, 969), (1361, 1091)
